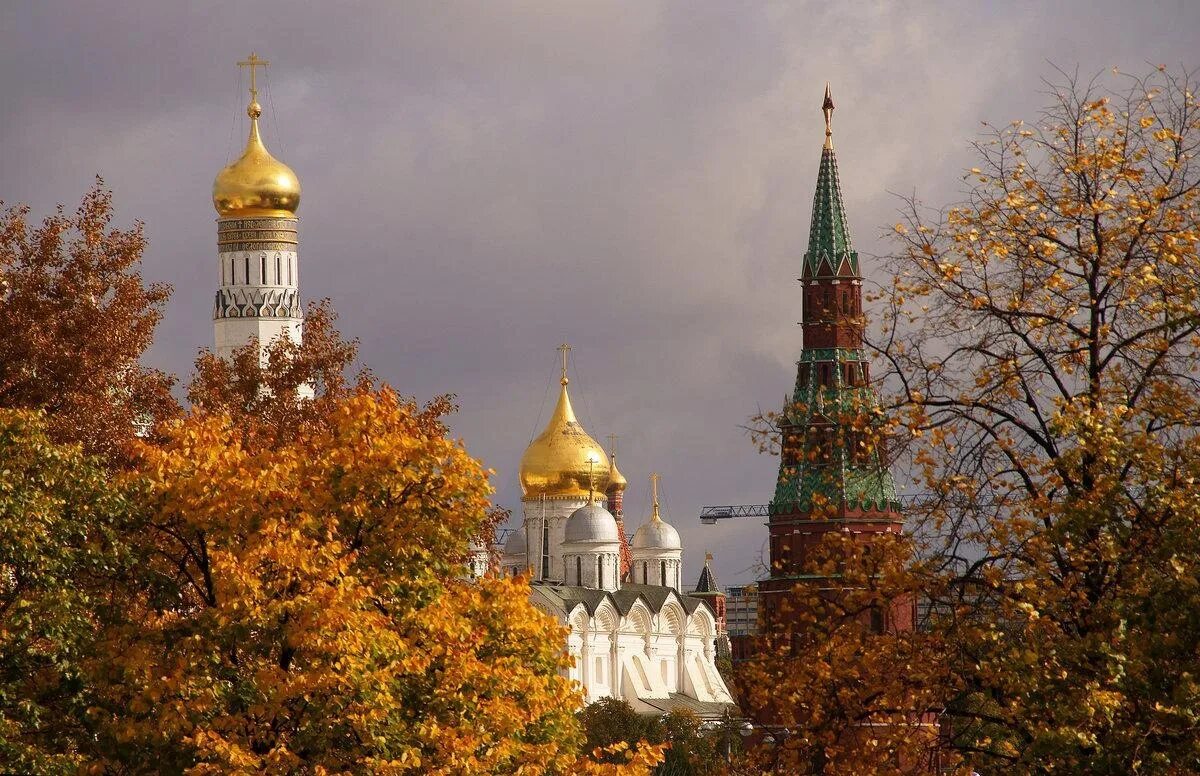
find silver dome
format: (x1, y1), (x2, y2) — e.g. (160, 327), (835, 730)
(563, 501), (620, 544)
(502, 526), (527, 556)
(632, 517), (681, 551)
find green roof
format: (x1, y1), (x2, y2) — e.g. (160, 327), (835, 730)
(804, 144), (859, 278)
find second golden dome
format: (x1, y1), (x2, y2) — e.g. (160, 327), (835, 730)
(520, 379), (611, 499)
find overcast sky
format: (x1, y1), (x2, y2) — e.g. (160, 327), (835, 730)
(2, 1), (1196, 586)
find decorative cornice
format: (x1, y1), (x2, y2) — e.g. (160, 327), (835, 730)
(213, 287), (303, 320)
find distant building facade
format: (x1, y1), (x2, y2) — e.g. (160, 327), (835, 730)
(725, 584), (759, 638)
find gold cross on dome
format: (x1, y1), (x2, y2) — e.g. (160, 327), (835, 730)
(607, 433), (619, 458)
(237, 52), (270, 102)
(557, 342), (571, 384)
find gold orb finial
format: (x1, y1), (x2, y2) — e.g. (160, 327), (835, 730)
(213, 53), (300, 218)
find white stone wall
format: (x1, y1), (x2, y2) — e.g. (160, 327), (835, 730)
(629, 550), (683, 591)
(213, 245), (302, 361)
(561, 546), (621, 590)
(534, 585), (734, 712)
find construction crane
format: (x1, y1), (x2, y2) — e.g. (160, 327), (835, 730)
(698, 504), (772, 524)
(699, 494), (933, 524)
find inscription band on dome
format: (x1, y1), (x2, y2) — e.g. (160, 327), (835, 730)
(217, 217), (298, 251)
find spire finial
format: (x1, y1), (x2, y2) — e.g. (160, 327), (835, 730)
(237, 53), (270, 120)
(822, 83), (835, 150)
(705, 551), (713, 563)
(607, 433), (619, 460)
(557, 342), (572, 386)
(650, 472), (661, 521)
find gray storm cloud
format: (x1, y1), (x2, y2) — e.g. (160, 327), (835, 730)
(2, 0), (1196, 585)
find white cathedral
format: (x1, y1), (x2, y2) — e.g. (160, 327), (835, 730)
(210, 55), (732, 718)
(496, 360), (734, 716)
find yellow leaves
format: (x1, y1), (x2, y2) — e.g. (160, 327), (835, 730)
(98, 391), (612, 773)
(867, 65), (1200, 773)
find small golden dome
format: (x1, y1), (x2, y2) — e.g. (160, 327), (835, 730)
(520, 377), (611, 499)
(607, 453), (628, 492)
(213, 101), (300, 218)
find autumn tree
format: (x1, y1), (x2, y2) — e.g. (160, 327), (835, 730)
(0, 297), (654, 771)
(734, 532), (947, 774)
(733, 405), (947, 772)
(578, 699), (723, 775)
(0, 410), (134, 773)
(186, 298), (366, 444)
(0, 180), (176, 460)
(77, 389), (659, 774)
(872, 66), (1200, 772)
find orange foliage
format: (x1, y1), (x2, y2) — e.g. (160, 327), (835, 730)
(0, 179), (176, 461)
(79, 390), (659, 773)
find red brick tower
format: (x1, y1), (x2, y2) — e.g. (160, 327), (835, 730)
(757, 86), (913, 633)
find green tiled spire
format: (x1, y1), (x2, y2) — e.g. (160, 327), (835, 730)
(803, 86), (859, 279)
(772, 87), (898, 518)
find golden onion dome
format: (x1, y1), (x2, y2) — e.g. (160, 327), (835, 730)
(607, 453), (628, 492)
(212, 100), (300, 218)
(520, 376), (611, 499)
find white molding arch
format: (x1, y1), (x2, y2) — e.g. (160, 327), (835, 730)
(660, 602), (685, 636)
